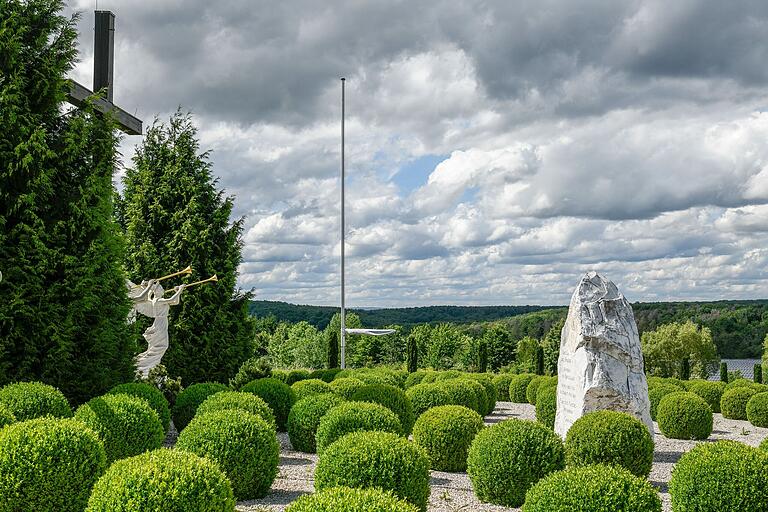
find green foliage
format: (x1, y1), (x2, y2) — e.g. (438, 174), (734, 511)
(526, 376), (544, 405)
(509, 374), (536, 403)
(721, 361), (729, 382)
(287, 394), (346, 453)
(121, 112), (254, 386)
(688, 380), (726, 413)
(467, 374), (498, 415)
(405, 382), (453, 419)
(310, 368), (342, 382)
(481, 324), (517, 371)
(641, 321), (719, 379)
(522, 464), (662, 512)
(405, 370), (427, 388)
(139, 364), (182, 405)
(351, 384), (415, 435)
(229, 357), (272, 390)
(721, 386), (760, 420)
(516, 337), (540, 374)
(328, 377), (366, 400)
(171, 382), (228, 431)
(285, 486), (419, 512)
(478, 339), (489, 372)
(326, 328), (339, 369)
(176, 410), (279, 500)
(535, 385), (557, 429)
(0, 417), (106, 512)
(75, 394), (165, 463)
(315, 401), (402, 454)
(725, 377), (757, 390)
(657, 392), (712, 440)
(407, 334), (419, 372)
(315, 431), (431, 512)
(648, 384), (683, 421)
(0, 382), (71, 421)
(492, 373), (516, 401)
(195, 391), (276, 429)
(108, 383), (171, 432)
(286, 369), (312, 385)
(755, 364), (763, 384)
(85, 448), (235, 511)
(268, 321), (326, 369)
(564, 411), (654, 477)
(292, 379), (332, 401)
(241, 377), (295, 431)
(423, 324), (470, 370)
(540, 319), (564, 376)
(0, 404), (15, 428)
(746, 392), (768, 427)
(467, 419), (565, 507)
(436, 379), (480, 413)
(669, 440), (768, 512)
(412, 405), (484, 472)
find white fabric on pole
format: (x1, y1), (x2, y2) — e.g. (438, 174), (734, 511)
(345, 328), (396, 336)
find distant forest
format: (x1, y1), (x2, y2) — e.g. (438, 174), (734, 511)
(249, 299), (768, 359)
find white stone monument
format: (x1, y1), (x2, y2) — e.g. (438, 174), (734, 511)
(554, 272), (653, 438)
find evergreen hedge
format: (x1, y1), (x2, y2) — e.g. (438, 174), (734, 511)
(688, 380), (726, 413)
(412, 405), (484, 472)
(351, 384), (415, 434)
(292, 379), (332, 401)
(535, 385), (557, 429)
(315, 401), (402, 454)
(171, 382), (228, 431)
(492, 373), (516, 401)
(108, 383), (171, 432)
(287, 394), (346, 453)
(405, 370), (428, 389)
(195, 391), (276, 429)
(286, 486), (418, 512)
(509, 374), (536, 403)
(328, 377), (366, 399)
(656, 392), (712, 440)
(648, 383), (683, 421)
(241, 377), (295, 431)
(0, 382), (71, 421)
(746, 392), (768, 427)
(721, 386), (759, 420)
(406, 382), (453, 419)
(526, 376), (543, 405)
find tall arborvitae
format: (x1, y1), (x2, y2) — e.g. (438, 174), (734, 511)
(406, 335), (418, 373)
(478, 339), (488, 373)
(327, 329), (339, 369)
(120, 112), (254, 384)
(0, 0), (134, 403)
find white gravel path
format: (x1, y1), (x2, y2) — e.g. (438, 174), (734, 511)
(235, 402), (768, 512)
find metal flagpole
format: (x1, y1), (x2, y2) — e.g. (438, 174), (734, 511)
(340, 77), (346, 369)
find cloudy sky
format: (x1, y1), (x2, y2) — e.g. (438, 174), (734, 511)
(66, 0), (768, 307)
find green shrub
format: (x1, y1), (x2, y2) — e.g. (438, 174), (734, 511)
(85, 449), (235, 511)
(316, 401), (402, 454)
(310, 369), (342, 383)
(195, 391), (276, 429)
(354, 371), (401, 388)
(0, 404), (15, 428)
(725, 378), (757, 390)
(328, 377), (366, 399)
(241, 377), (295, 431)
(351, 384), (415, 435)
(292, 379), (333, 401)
(108, 383), (171, 432)
(286, 369), (312, 385)
(434, 370), (464, 381)
(315, 431), (430, 512)
(419, 371), (439, 384)
(405, 382), (453, 419)
(75, 394), (164, 463)
(287, 393), (346, 453)
(721, 386), (760, 420)
(405, 371), (428, 388)
(747, 392), (768, 427)
(657, 392), (712, 440)
(457, 378), (489, 415)
(466, 374), (497, 415)
(509, 374), (536, 403)
(526, 376), (544, 405)
(286, 486), (418, 512)
(0, 381), (71, 420)
(467, 419), (565, 507)
(412, 405), (484, 472)
(271, 369), (289, 383)
(669, 440), (768, 512)
(437, 378), (480, 413)
(176, 410), (279, 500)
(171, 382), (228, 431)
(492, 373), (516, 401)
(648, 383), (683, 421)
(535, 385), (557, 429)
(688, 380), (726, 413)
(229, 356), (272, 389)
(0, 417), (106, 512)
(522, 464), (661, 512)
(564, 410), (654, 477)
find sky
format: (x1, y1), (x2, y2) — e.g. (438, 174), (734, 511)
(65, 0), (768, 307)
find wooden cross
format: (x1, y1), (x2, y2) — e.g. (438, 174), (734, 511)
(66, 11), (142, 135)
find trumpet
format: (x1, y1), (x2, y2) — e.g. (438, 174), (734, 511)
(165, 274), (218, 294)
(156, 265), (193, 282)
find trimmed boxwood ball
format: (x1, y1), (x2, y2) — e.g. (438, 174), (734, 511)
(438, 378), (480, 413)
(725, 378), (757, 390)
(419, 371), (440, 384)
(746, 392), (768, 427)
(669, 440), (768, 512)
(492, 373), (516, 401)
(509, 374), (536, 403)
(412, 405), (484, 472)
(0, 381), (71, 420)
(315, 401), (402, 454)
(286, 369), (312, 385)
(522, 464), (661, 512)
(195, 391), (276, 429)
(241, 377), (295, 431)
(75, 394), (164, 462)
(467, 374), (497, 415)
(526, 376), (544, 405)
(564, 410), (654, 477)
(315, 431), (431, 512)
(286, 486), (419, 512)
(467, 419), (565, 507)
(457, 378), (489, 415)
(0, 404), (15, 428)
(176, 410), (279, 500)
(535, 385), (557, 429)
(85, 449), (235, 511)
(657, 392), (712, 440)
(721, 386), (760, 420)
(0, 417), (107, 512)
(292, 379), (333, 401)
(405, 370), (428, 389)
(287, 393), (346, 453)
(406, 382), (453, 419)
(172, 382), (228, 431)
(108, 382), (171, 432)
(328, 377), (366, 399)
(351, 384), (415, 434)
(648, 383), (683, 421)
(688, 380), (726, 413)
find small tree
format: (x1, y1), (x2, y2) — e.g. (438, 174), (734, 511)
(641, 321), (719, 379)
(681, 358), (690, 380)
(541, 319), (564, 376)
(535, 346), (545, 376)
(327, 329), (339, 369)
(478, 339), (488, 373)
(516, 336), (539, 373)
(720, 362), (728, 382)
(481, 325), (516, 371)
(754, 364), (763, 384)
(407, 335), (418, 373)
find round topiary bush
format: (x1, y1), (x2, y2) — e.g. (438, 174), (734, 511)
(725, 378), (757, 390)
(328, 377), (366, 399)
(75, 394), (164, 462)
(171, 382), (228, 431)
(721, 386), (759, 420)
(657, 392), (712, 440)
(564, 410), (654, 477)
(436, 379), (480, 413)
(0, 381), (72, 420)
(0, 403), (16, 428)
(747, 392), (768, 427)
(509, 374), (536, 403)
(405, 371), (428, 389)
(467, 375), (497, 415)
(286, 369), (312, 385)
(453, 378), (488, 415)
(315, 431), (430, 512)
(85, 448), (235, 511)
(535, 385), (557, 429)
(241, 377), (295, 431)
(412, 405), (484, 472)
(195, 391), (276, 429)
(688, 380), (726, 413)
(287, 393), (346, 453)
(286, 485), (418, 512)
(467, 419), (565, 507)
(492, 373), (516, 401)
(176, 410), (279, 500)
(351, 384), (415, 434)
(419, 371), (440, 384)
(406, 382), (453, 419)
(108, 382), (171, 432)
(316, 401), (402, 454)
(0, 417), (106, 512)
(648, 383), (684, 421)
(522, 464), (662, 512)
(292, 379), (333, 401)
(669, 440), (768, 512)
(354, 371), (401, 388)
(526, 376), (544, 405)
(229, 356), (272, 390)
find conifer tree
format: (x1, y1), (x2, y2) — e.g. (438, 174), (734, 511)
(120, 112), (254, 384)
(327, 329), (339, 369)
(0, 0), (134, 403)
(407, 335), (418, 373)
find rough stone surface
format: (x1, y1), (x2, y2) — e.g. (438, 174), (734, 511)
(554, 271), (653, 438)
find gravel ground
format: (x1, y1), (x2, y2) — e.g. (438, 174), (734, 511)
(235, 401), (768, 512)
